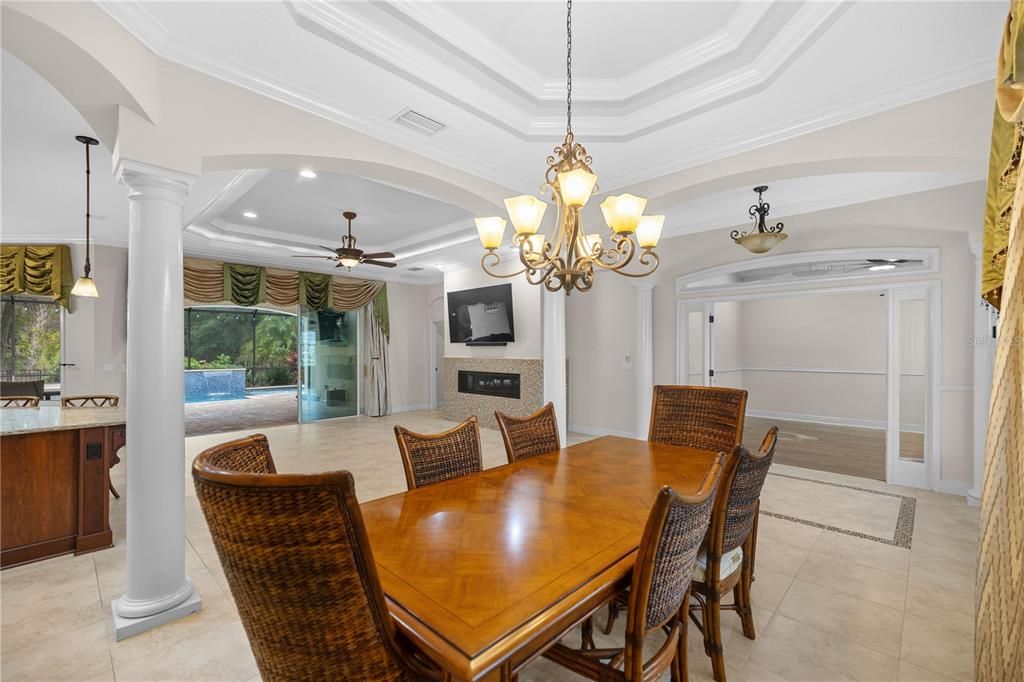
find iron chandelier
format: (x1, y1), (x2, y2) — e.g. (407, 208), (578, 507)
(732, 185), (788, 254)
(475, 0), (662, 294)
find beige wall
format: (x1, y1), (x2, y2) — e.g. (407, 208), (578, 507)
(567, 220), (975, 488)
(384, 281), (435, 412)
(443, 267), (543, 360)
(62, 243), (128, 400)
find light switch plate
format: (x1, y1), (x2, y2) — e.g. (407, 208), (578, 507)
(102, 364), (115, 373)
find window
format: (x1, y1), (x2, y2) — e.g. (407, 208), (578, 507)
(0, 294), (62, 385)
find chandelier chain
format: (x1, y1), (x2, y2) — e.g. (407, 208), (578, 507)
(566, 0), (572, 134)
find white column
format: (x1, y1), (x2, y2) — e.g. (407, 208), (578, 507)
(542, 289), (568, 445)
(968, 239), (994, 507)
(111, 160), (202, 639)
(634, 282), (656, 440)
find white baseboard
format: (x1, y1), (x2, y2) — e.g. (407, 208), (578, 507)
(390, 403), (432, 414)
(934, 479), (971, 498)
(568, 423), (635, 439)
(746, 409), (925, 434)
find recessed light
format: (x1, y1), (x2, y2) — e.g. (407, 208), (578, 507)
(242, 211), (259, 219)
(868, 264), (896, 271)
(299, 169), (317, 179)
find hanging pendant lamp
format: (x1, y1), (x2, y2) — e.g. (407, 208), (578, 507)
(71, 135), (100, 298)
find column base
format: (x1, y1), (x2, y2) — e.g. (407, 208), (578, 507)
(111, 588), (202, 641)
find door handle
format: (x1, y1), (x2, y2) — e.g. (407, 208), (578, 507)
(60, 363), (76, 367)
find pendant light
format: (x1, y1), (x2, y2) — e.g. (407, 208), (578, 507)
(71, 135), (100, 298)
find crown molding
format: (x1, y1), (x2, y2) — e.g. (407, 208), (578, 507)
(96, 0), (533, 191)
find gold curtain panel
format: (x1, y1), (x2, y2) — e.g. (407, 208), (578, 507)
(0, 245), (73, 309)
(182, 257), (385, 312)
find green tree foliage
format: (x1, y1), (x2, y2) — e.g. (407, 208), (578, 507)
(185, 308), (296, 385)
(1, 296), (61, 380)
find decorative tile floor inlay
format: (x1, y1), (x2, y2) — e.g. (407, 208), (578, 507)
(761, 472), (916, 549)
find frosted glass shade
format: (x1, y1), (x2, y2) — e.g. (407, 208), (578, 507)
(523, 234), (546, 262)
(504, 195), (547, 235)
(600, 194), (647, 234)
(556, 168), (598, 207)
(339, 257), (360, 268)
(71, 276), (99, 298)
(475, 217), (507, 249)
(636, 215), (664, 248)
(735, 231), (786, 254)
(578, 233), (602, 255)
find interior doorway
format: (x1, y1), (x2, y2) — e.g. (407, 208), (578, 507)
(675, 250), (938, 488)
(431, 320), (445, 408)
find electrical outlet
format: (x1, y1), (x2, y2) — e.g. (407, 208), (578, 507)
(102, 364), (114, 373)
(622, 354), (633, 371)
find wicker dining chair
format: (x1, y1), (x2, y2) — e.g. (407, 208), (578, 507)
(648, 386), (747, 453)
(394, 416), (483, 490)
(543, 459), (723, 682)
(495, 402), (560, 463)
(61, 395), (120, 407)
(62, 394), (123, 497)
(192, 441), (442, 682)
(1, 396), (39, 407)
(689, 427), (778, 682)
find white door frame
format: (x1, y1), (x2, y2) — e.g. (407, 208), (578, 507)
(676, 301), (714, 386)
(428, 319), (442, 410)
(676, 279), (941, 490)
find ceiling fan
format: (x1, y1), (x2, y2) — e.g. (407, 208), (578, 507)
(293, 211), (396, 270)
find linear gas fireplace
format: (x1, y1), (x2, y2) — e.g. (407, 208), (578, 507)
(458, 370), (521, 400)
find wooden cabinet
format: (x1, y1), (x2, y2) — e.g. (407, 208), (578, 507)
(1, 409), (124, 568)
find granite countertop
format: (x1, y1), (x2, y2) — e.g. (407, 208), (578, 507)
(1, 405), (126, 436)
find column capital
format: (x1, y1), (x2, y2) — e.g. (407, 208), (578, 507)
(116, 159), (195, 205)
(631, 279), (659, 291)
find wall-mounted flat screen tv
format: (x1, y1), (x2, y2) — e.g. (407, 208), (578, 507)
(447, 283), (515, 343)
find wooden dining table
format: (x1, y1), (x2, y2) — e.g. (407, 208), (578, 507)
(360, 435), (722, 681)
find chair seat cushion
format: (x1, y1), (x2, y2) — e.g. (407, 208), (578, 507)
(693, 546), (743, 581)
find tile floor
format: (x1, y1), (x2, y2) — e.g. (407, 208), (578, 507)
(0, 410), (978, 681)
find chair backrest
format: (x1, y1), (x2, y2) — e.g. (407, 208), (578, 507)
(623, 460), (722, 680)
(1, 380), (43, 399)
(195, 433), (277, 474)
(1, 396), (39, 407)
(704, 427), (778, 584)
(192, 446), (426, 682)
(495, 402), (560, 463)
(648, 385), (747, 452)
(394, 417), (483, 490)
(62, 395), (120, 408)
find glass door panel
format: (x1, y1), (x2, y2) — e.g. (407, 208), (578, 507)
(887, 287), (931, 487)
(299, 307), (359, 422)
(898, 298), (926, 462)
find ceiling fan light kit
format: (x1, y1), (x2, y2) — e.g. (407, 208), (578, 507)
(292, 210), (397, 270)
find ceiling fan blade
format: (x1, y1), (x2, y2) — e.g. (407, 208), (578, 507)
(292, 255), (337, 259)
(318, 245), (341, 254)
(360, 252), (395, 260)
(362, 259), (398, 268)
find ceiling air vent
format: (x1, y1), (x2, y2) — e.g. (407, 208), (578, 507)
(407, 266), (425, 272)
(393, 108), (446, 136)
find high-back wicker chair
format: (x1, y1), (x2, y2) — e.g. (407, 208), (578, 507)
(62, 395), (120, 407)
(648, 386), (747, 453)
(198, 433), (277, 474)
(1, 396), (39, 407)
(62, 394), (124, 497)
(690, 427), (778, 682)
(495, 402), (560, 463)
(544, 458), (723, 682)
(192, 441), (441, 682)
(394, 416), (483, 490)
(0, 380), (44, 399)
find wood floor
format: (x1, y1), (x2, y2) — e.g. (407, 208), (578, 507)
(742, 416), (923, 481)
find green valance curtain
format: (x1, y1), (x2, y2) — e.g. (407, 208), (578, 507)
(184, 257), (386, 313)
(0, 245), (73, 309)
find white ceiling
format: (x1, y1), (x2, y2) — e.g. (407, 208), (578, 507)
(218, 170), (470, 250)
(2, 2), (1003, 281)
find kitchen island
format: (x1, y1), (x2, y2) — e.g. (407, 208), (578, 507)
(1, 405), (125, 568)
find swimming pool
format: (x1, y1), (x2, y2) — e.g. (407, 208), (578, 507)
(184, 368), (295, 403)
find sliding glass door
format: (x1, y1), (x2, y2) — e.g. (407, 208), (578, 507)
(298, 306), (359, 422)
